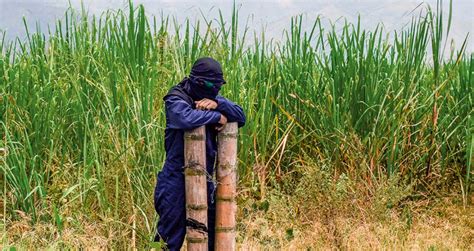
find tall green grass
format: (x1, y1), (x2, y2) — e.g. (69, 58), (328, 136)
(1, 0), (472, 247)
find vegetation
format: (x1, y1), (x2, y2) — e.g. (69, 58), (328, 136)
(1, 0), (472, 248)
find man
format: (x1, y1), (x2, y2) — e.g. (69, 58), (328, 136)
(154, 57), (246, 250)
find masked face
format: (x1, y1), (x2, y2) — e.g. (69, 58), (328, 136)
(203, 80), (223, 93)
(186, 57), (226, 101)
(186, 77), (222, 101)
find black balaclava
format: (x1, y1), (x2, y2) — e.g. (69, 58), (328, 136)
(183, 57), (226, 101)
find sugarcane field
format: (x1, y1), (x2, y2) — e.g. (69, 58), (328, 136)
(1, 0), (473, 249)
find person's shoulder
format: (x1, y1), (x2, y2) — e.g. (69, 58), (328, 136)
(164, 86), (193, 105)
(164, 95), (189, 105)
(164, 94), (182, 101)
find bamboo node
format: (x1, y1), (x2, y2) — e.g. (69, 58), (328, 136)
(184, 134), (205, 141)
(218, 132), (238, 139)
(183, 161), (207, 177)
(184, 168), (206, 176)
(216, 196), (235, 202)
(217, 163), (236, 171)
(186, 237), (208, 243)
(187, 204), (208, 210)
(215, 226), (236, 233)
(183, 161), (203, 170)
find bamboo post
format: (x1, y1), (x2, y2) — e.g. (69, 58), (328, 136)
(184, 126), (208, 251)
(215, 122), (238, 251)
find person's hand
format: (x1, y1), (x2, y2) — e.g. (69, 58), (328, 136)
(217, 114), (227, 131)
(195, 98), (218, 110)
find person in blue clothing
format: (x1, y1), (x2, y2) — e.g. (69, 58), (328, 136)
(154, 57), (246, 250)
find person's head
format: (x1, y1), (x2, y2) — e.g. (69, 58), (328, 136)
(186, 57), (226, 100)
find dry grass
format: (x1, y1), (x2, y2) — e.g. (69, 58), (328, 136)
(237, 162), (473, 250)
(1, 190), (472, 249)
(238, 194), (473, 250)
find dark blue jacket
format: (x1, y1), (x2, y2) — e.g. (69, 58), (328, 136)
(162, 95), (245, 174)
(154, 93), (245, 250)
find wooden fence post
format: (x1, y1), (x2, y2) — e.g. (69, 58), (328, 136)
(215, 122), (238, 250)
(184, 126), (208, 251)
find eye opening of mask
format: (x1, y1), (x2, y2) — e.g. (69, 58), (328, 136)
(203, 80), (223, 90)
(204, 80), (214, 89)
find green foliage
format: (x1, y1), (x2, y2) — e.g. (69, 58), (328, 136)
(1, 0), (472, 248)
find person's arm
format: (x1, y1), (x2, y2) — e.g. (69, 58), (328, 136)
(215, 96), (246, 127)
(166, 96), (222, 130)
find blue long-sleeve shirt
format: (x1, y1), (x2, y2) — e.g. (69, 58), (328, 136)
(161, 95), (246, 175)
(215, 96), (246, 128)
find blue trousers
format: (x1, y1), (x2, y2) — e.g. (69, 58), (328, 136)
(154, 171), (216, 251)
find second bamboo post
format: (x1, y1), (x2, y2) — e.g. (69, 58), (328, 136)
(184, 126), (208, 251)
(215, 122), (238, 250)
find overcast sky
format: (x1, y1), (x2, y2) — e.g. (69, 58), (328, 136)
(1, 0), (473, 52)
